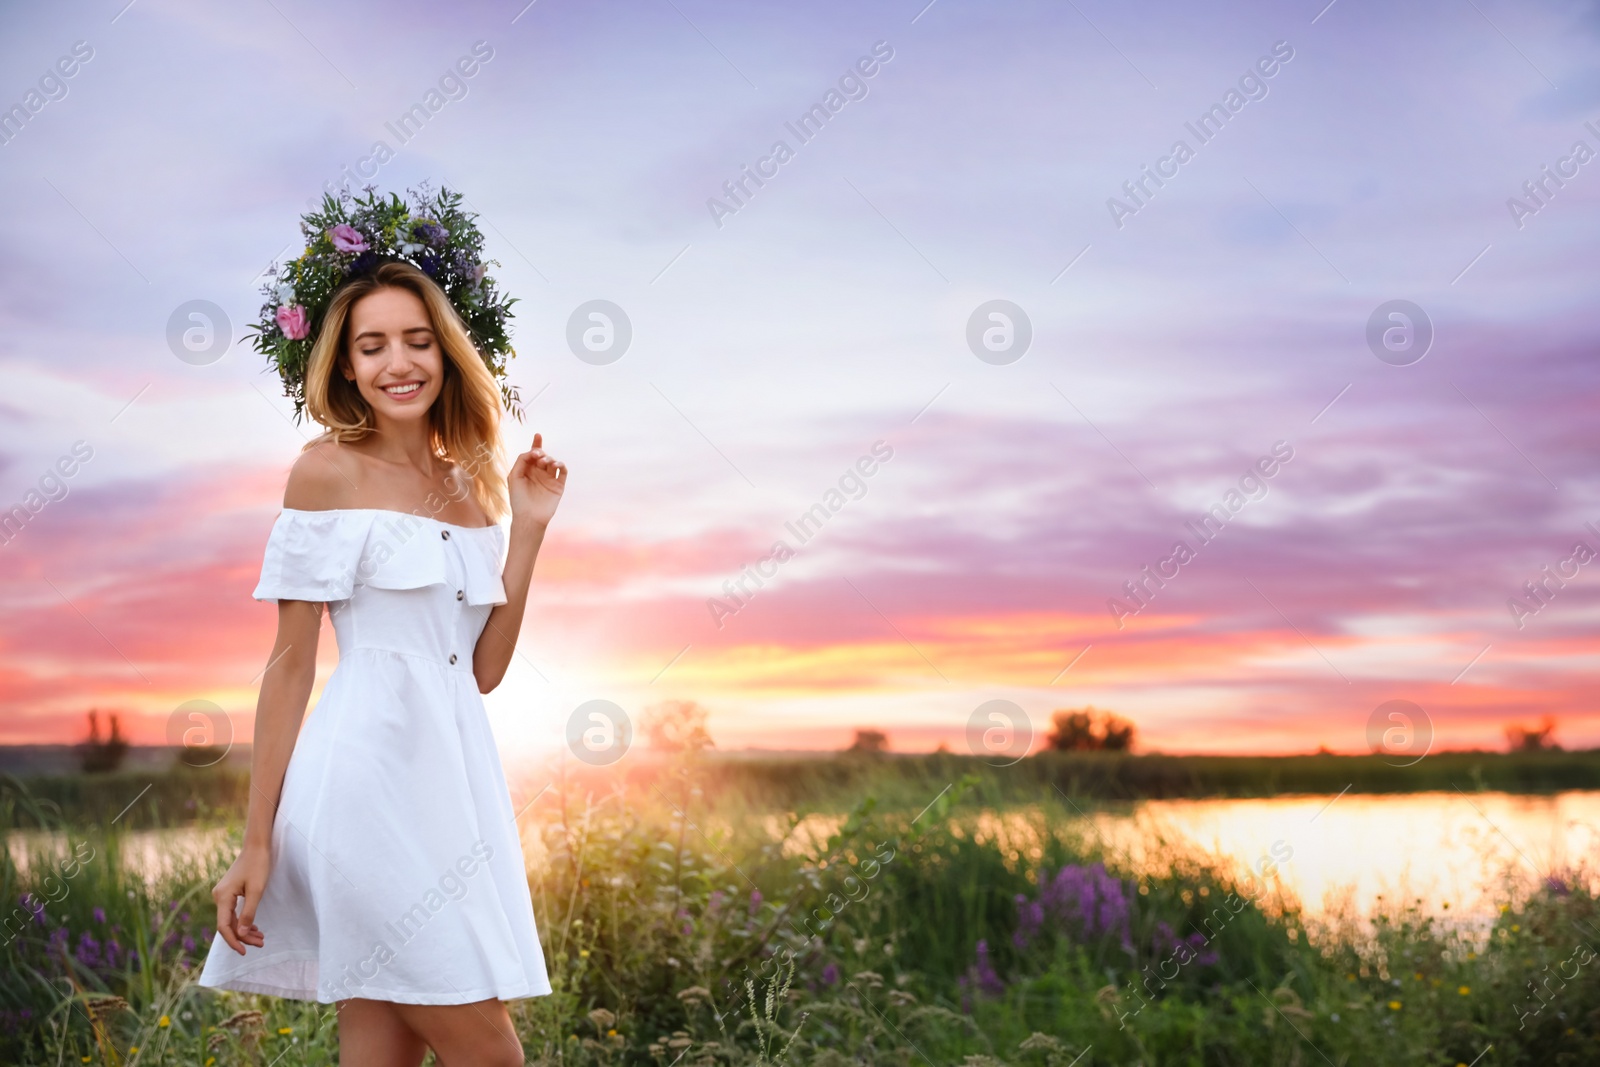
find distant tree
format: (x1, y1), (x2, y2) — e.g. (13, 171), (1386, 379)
(644, 700), (715, 754)
(1046, 706), (1136, 752)
(1505, 716), (1560, 752)
(78, 710), (130, 773)
(847, 729), (889, 754)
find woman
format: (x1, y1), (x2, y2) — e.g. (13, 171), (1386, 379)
(199, 255), (562, 1066)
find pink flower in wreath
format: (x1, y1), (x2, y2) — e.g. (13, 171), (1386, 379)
(327, 223), (369, 253)
(276, 304), (310, 340)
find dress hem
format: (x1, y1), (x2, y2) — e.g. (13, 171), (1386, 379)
(199, 975), (554, 1005)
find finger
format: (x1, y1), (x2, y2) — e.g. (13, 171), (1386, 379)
(214, 888), (244, 955)
(240, 880), (265, 930)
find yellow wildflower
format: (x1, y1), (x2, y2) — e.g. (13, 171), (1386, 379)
(279, 1027), (293, 1035)
(158, 1015), (171, 1028)
(1388, 1000), (1402, 1010)
(1458, 985), (1470, 995)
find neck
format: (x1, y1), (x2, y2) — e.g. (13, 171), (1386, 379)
(366, 411), (437, 472)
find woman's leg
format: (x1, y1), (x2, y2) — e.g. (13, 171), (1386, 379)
(336, 999), (430, 1067)
(393, 998), (525, 1067)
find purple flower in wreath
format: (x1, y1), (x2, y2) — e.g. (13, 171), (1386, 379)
(414, 220), (449, 245)
(327, 223), (369, 253)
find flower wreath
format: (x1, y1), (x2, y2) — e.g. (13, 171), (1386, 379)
(251, 182), (521, 421)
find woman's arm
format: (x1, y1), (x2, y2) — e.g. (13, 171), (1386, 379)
(474, 432), (567, 694)
(211, 599), (321, 954)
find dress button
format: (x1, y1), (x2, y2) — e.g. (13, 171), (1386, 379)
(456, 590), (465, 601)
(441, 530), (451, 541)
(449, 653), (458, 665)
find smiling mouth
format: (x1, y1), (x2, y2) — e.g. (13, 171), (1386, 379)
(381, 381), (425, 399)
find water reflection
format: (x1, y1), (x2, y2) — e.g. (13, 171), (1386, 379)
(1091, 791), (1600, 928)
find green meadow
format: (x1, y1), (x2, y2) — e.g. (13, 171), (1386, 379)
(3, 751), (1598, 1065)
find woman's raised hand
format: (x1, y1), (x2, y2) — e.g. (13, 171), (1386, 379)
(508, 432), (567, 529)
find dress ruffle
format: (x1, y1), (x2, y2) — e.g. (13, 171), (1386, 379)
(253, 508), (507, 607)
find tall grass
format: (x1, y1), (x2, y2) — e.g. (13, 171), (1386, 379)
(2, 764), (1598, 1065)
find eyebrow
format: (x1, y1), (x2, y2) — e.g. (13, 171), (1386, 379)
(353, 326), (436, 342)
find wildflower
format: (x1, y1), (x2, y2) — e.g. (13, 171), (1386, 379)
(1512, 924), (1521, 933)
(93, 907), (106, 924)
(159, 1015), (171, 1027)
(961, 940), (1004, 998)
(278, 1027), (292, 1035)
(821, 963), (840, 985)
(578, 949), (590, 958)
(1458, 985), (1470, 995)
(1388, 1000), (1401, 1011)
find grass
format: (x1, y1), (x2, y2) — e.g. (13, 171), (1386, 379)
(2, 761), (1598, 1065)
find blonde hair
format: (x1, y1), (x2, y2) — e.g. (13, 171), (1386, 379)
(303, 261), (508, 522)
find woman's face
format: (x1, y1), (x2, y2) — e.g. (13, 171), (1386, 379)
(342, 286), (445, 424)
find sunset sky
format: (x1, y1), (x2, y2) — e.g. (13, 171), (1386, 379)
(1, 0), (1597, 761)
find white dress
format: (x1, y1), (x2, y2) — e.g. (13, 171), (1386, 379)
(197, 508), (552, 1005)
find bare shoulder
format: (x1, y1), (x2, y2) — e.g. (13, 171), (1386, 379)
(282, 437), (363, 511)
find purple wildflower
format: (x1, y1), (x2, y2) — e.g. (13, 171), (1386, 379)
(1018, 863), (1133, 948)
(92, 907), (106, 924)
(748, 889), (763, 916)
(959, 939), (1005, 1003)
(821, 963), (840, 985)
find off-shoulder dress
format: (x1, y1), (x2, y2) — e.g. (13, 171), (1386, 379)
(197, 508), (551, 1004)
